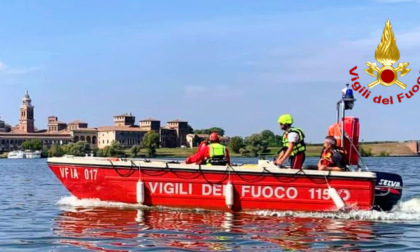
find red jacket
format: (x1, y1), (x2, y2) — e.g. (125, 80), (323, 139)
(185, 143), (231, 165)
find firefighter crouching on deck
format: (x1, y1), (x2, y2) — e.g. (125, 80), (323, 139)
(185, 132), (231, 166)
(274, 114), (306, 169)
(318, 136), (346, 171)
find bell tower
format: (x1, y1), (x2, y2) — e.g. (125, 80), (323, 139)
(19, 91), (35, 133)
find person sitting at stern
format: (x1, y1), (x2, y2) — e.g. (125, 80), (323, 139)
(318, 136), (346, 171)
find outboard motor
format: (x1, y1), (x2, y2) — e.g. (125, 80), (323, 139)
(373, 171), (403, 211)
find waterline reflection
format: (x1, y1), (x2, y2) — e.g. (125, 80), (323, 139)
(52, 205), (404, 251)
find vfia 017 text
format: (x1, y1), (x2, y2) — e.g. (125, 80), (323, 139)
(349, 66), (420, 105)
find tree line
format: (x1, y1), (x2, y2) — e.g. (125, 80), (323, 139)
(227, 130), (283, 156)
(192, 128), (283, 156)
(17, 127), (285, 158)
(193, 127), (225, 136)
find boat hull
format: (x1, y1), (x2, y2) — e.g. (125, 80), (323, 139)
(25, 153), (41, 159)
(48, 157), (378, 212)
(7, 151), (25, 159)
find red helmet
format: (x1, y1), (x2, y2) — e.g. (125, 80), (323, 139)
(209, 132), (220, 142)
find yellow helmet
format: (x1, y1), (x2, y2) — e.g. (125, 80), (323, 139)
(278, 114), (293, 125)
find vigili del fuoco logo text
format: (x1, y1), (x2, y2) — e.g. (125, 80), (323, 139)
(349, 19), (420, 105)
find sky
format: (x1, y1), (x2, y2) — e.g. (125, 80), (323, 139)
(1, 0), (420, 143)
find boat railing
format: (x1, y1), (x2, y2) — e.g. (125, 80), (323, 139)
(344, 133), (369, 172)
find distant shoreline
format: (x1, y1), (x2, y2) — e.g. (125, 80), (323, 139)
(153, 143), (419, 158)
(1, 142), (418, 159)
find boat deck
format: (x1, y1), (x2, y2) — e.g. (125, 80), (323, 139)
(47, 156), (376, 179)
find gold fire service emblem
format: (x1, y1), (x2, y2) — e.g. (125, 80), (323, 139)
(365, 19), (410, 89)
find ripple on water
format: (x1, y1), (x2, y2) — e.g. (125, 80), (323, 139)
(2, 157), (420, 251)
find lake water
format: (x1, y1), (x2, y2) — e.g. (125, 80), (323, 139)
(1, 157), (420, 251)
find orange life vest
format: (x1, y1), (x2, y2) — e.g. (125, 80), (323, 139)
(327, 123), (342, 147)
(320, 148), (334, 166)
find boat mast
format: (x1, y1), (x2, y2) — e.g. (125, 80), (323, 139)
(336, 84), (369, 171)
(337, 84), (356, 148)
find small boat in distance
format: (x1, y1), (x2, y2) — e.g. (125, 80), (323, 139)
(7, 150), (25, 159)
(7, 150), (42, 159)
(24, 150), (41, 159)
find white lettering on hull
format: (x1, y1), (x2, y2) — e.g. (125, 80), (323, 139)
(309, 188), (351, 201)
(202, 184), (225, 196)
(242, 185), (298, 199)
(59, 167), (79, 179)
(145, 183), (353, 202)
(84, 169), (97, 180)
(148, 182), (193, 195)
(56, 169), (357, 202)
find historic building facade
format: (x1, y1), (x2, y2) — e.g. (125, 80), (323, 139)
(47, 116), (97, 145)
(0, 132), (72, 152)
(0, 92), (192, 152)
(160, 126), (178, 148)
(97, 114), (146, 149)
(0, 92), (96, 152)
(166, 120), (189, 147)
(139, 118), (160, 132)
(97, 117), (191, 149)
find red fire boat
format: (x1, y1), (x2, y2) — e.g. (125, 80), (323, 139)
(47, 86), (403, 212)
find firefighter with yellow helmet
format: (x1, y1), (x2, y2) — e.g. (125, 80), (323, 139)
(274, 114), (306, 169)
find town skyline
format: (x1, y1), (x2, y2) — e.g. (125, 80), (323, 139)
(0, 91), (192, 152)
(2, 1), (420, 142)
(0, 90), (192, 131)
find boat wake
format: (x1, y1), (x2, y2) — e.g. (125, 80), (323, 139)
(56, 196), (212, 213)
(56, 196), (148, 210)
(250, 197), (420, 221)
(56, 195), (420, 221)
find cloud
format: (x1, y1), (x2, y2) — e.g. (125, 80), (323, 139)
(0, 61), (6, 71)
(184, 85), (244, 98)
(345, 26), (420, 50)
(374, 0), (420, 3)
(6, 67), (42, 75)
(0, 61), (41, 76)
(254, 25), (420, 84)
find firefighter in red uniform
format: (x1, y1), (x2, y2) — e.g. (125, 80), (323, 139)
(185, 132), (231, 166)
(197, 140), (209, 152)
